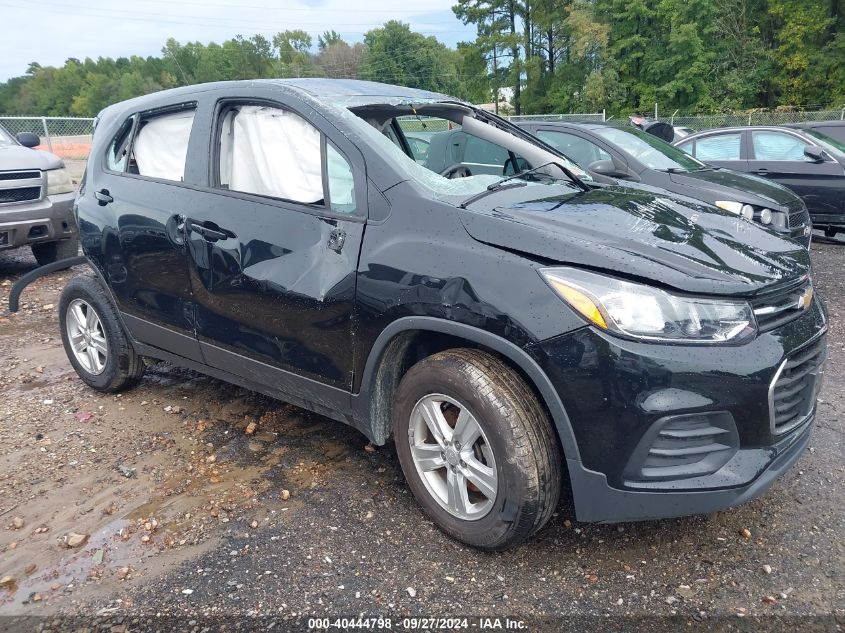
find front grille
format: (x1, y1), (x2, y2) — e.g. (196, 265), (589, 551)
(0, 170), (40, 181)
(786, 199), (810, 229)
(751, 280), (814, 332)
(0, 186), (41, 204)
(769, 336), (827, 435)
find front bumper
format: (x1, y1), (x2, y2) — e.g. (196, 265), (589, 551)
(530, 297), (827, 522)
(565, 420), (812, 522)
(0, 192), (76, 249)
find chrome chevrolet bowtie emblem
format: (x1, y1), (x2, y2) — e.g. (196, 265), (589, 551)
(797, 287), (814, 310)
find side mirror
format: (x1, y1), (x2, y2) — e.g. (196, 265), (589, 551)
(804, 145), (826, 162)
(588, 159), (630, 179)
(15, 132), (40, 148)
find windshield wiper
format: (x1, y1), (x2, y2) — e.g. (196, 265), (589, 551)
(459, 180), (527, 208)
(459, 162), (561, 208)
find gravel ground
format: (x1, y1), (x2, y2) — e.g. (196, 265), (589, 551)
(0, 243), (842, 632)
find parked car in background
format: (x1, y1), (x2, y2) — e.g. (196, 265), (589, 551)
(0, 123), (78, 263)
(518, 121), (812, 247)
(675, 126), (845, 236)
(11, 80), (825, 551)
(787, 120), (845, 144)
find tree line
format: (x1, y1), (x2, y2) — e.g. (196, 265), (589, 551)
(0, 0), (842, 118)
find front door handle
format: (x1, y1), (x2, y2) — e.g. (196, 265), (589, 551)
(94, 189), (113, 205)
(185, 219), (235, 242)
(327, 227), (346, 253)
(755, 168), (769, 176)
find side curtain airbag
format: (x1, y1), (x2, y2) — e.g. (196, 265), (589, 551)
(133, 110), (195, 181)
(226, 105), (323, 204)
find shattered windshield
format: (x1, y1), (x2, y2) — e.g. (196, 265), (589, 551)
(332, 99), (583, 203)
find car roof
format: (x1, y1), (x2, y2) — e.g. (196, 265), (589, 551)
(96, 79), (455, 126)
(678, 125), (815, 139)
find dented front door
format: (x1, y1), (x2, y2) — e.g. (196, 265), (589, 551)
(184, 191), (364, 391)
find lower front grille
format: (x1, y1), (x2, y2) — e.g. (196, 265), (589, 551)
(625, 412), (739, 482)
(769, 336), (827, 435)
(0, 186), (41, 204)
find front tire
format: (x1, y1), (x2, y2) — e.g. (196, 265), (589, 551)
(59, 276), (145, 392)
(393, 349), (562, 550)
(31, 236), (79, 266)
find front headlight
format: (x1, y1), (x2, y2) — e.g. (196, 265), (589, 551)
(540, 268), (757, 344)
(46, 168), (74, 195)
(715, 200), (754, 221)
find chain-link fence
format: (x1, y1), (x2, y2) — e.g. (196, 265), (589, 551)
(0, 116), (95, 161)
(508, 112), (607, 123)
(660, 108), (845, 132)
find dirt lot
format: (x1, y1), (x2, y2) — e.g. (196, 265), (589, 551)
(0, 243), (843, 631)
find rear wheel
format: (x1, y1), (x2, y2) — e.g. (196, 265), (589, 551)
(31, 236), (79, 266)
(59, 276), (145, 392)
(393, 348), (562, 550)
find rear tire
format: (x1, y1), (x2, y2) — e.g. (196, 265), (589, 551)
(393, 348), (562, 550)
(59, 276), (145, 392)
(31, 236), (79, 266)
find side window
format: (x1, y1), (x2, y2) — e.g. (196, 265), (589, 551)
(106, 117), (134, 172)
(129, 109), (196, 181)
(326, 143), (356, 214)
(536, 130), (611, 168)
(219, 105), (324, 205)
(752, 131), (809, 161)
(694, 133), (742, 160)
(676, 140), (694, 155)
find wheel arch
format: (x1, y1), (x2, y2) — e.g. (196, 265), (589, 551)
(353, 316), (581, 465)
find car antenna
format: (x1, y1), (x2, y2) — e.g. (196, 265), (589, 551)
(410, 105), (427, 129)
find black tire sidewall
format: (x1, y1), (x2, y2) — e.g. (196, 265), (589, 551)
(59, 277), (127, 391)
(394, 361), (537, 549)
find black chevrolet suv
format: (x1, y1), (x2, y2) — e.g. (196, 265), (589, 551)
(17, 80), (827, 550)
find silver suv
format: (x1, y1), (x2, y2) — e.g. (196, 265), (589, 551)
(0, 124), (77, 264)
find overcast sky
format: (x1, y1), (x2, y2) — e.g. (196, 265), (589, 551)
(0, 0), (476, 81)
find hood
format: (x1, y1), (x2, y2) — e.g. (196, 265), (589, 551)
(0, 144), (63, 172)
(460, 186), (809, 297)
(667, 168), (798, 208)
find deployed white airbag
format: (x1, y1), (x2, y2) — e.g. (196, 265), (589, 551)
(133, 110), (195, 181)
(222, 105), (324, 204)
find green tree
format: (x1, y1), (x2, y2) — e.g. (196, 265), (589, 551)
(359, 21), (463, 94)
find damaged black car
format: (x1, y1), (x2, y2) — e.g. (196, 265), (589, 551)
(13, 79), (827, 550)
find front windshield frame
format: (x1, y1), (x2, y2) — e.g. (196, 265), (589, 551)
(595, 126), (706, 172)
(0, 125), (15, 146)
(803, 128), (845, 157)
(332, 99), (584, 203)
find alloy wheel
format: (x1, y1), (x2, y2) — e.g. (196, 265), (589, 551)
(66, 299), (108, 375)
(408, 393), (498, 520)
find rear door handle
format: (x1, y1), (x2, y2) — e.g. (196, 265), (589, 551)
(94, 189), (113, 205)
(755, 169), (769, 176)
(185, 218), (234, 242)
